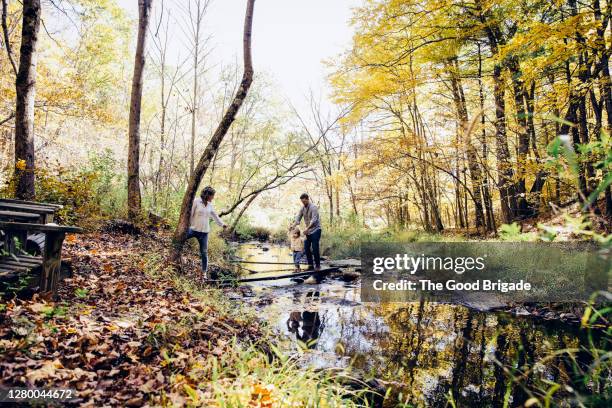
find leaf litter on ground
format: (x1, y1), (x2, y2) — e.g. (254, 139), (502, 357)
(0, 229), (262, 406)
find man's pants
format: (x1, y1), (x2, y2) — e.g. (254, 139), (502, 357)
(187, 228), (209, 273)
(304, 229), (321, 268)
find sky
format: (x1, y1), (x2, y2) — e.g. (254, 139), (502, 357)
(117, 0), (359, 108)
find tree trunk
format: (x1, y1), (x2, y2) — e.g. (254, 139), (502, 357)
(477, 42), (495, 232)
(127, 0), (153, 220)
(476, 0), (516, 223)
(190, 1), (202, 177)
(492, 63), (516, 223)
(424, 166), (444, 232)
(14, 0), (41, 200)
(447, 58), (486, 231)
(345, 167), (358, 216)
(509, 58), (532, 218)
(570, 0), (596, 209)
(153, 35), (167, 209)
(326, 182), (334, 225)
(335, 185), (340, 219)
(594, 0), (612, 215)
(171, 0), (256, 266)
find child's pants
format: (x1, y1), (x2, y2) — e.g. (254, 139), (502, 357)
(293, 251), (303, 267)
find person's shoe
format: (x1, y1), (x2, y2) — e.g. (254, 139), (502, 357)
(314, 266), (321, 272)
(306, 265), (315, 271)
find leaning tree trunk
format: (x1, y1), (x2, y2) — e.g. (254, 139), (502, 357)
(127, 0), (153, 221)
(14, 0), (41, 200)
(170, 0), (256, 266)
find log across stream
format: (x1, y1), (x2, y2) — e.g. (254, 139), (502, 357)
(230, 242), (605, 407)
(232, 267), (341, 283)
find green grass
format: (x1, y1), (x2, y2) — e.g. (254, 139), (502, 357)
(191, 340), (371, 407)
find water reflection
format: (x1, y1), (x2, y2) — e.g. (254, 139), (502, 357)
(237, 243), (607, 407)
(287, 291), (323, 348)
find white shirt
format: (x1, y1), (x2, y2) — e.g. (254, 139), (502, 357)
(190, 197), (225, 233)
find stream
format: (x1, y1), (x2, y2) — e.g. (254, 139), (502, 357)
(232, 242), (606, 407)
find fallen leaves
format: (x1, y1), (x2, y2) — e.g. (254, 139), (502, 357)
(0, 230), (261, 406)
(26, 359), (64, 383)
(250, 383), (277, 408)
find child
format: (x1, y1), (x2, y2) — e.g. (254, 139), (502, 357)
(288, 226), (305, 272)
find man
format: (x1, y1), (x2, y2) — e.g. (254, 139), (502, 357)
(292, 193), (322, 271)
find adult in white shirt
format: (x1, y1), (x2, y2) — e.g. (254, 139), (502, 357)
(188, 186), (227, 276)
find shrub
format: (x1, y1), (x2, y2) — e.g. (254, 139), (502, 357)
(86, 149), (126, 219)
(269, 228), (288, 243)
(322, 225), (444, 259)
(1, 151), (126, 228)
(141, 188), (185, 227)
(34, 167), (102, 226)
(233, 219), (271, 241)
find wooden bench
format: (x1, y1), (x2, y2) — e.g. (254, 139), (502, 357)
(0, 200), (81, 294)
(0, 211), (40, 254)
(0, 198), (63, 210)
(0, 210), (40, 222)
(0, 202), (57, 223)
(0, 200), (62, 254)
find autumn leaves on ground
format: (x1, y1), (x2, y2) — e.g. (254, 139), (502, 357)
(0, 228), (271, 406)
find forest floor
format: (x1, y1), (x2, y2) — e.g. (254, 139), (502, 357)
(0, 228), (267, 406)
(0, 213), (607, 406)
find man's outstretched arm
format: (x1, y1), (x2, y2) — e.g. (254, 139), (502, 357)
(293, 208), (304, 227)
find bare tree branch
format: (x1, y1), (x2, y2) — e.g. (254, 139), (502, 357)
(0, 111), (14, 126)
(1, 0), (17, 75)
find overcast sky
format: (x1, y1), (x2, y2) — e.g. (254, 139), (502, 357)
(117, 0), (359, 108)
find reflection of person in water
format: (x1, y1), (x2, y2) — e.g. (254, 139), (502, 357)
(286, 308), (323, 348)
(299, 310), (322, 346)
(286, 290), (323, 348)
(287, 311), (301, 333)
